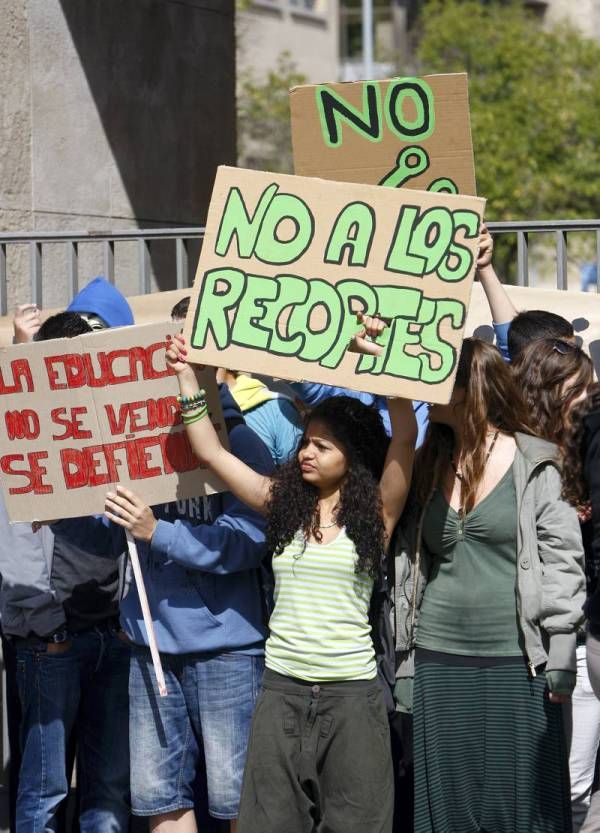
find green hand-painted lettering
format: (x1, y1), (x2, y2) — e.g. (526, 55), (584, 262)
(380, 318), (423, 379)
(379, 146), (430, 188)
(417, 298), (465, 383)
(324, 202), (375, 266)
(356, 286), (422, 377)
(215, 184), (278, 258)
(321, 279), (379, 369)
(316, 83), (382, 148)
(254, 192), (315, 265)
(192, 268), (246, 350)
(410, 207), (454, 275)
(385, 206), (427, 276)
(427, 177), (459, 195)
(289, 279), (343, 362)
(230, 274), (279, 350)
(438, 210), (480, 282)
(261, 276), (310, 356)
(385, 78), (435, 141)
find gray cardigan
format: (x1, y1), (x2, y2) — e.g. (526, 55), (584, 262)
(393, 433), (586, 687)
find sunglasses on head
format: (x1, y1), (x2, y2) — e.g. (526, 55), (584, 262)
(552, 339), (578, 355)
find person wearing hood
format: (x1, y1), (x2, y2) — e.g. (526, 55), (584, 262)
(53, 383), (274, 833)
(67, 276), (134, 330)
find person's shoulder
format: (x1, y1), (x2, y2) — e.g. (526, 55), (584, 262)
(261, 396), (302, 426)
(515, 432), (559, 466)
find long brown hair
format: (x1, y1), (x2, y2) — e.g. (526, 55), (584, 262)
(415, 339), (532, 512)
(561, 382), (600, 510)
(512, 338), (594, 447)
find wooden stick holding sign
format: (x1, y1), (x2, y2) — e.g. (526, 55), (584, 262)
(125, 530), (168, 697)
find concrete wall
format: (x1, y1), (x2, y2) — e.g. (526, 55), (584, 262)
(237, 0), (339, 84)
(0, 0), (236, 309)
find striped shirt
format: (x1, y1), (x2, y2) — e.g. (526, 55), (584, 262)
(265, 528), (377, 682)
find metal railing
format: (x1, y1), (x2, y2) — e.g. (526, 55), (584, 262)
(487, 218), (600, 291)
(0, 218), (599, 315)
(0, 227), (206, 315)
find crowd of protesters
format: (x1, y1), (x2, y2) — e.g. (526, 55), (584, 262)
(0, 225), (598, 833)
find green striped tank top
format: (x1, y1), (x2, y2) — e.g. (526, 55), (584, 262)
(265, 528), (377, 682)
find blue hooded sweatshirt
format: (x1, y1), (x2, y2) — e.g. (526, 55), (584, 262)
(53, 386), (274, 655)
(67, 276), (134, 328)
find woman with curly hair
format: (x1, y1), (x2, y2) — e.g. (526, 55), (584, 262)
(513, 338), (595, 832)
(165, 323), (416, 833)
(394, 338), (585, 833)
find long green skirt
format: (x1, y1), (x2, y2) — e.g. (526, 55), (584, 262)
(413, 651), (571, 833)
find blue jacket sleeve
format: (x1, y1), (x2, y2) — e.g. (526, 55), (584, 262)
(150, 424), (274, 575)
(414, 401), (429, 448)
(291, 381), (376, 408)
(493, 321), (511, 362)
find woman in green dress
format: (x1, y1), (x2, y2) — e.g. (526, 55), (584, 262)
(395, 338), (586, 833)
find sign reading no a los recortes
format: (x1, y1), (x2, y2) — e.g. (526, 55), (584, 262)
(291, 73), (476, 195)
(182, 166), (485, 403)
(0, 322), (227, 523)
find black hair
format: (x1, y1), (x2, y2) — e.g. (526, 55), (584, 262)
(266, 396), (390, 577)
(35, 312), (93, 341)
(171, 296), (191, 322)
(507, 309), (574, 361)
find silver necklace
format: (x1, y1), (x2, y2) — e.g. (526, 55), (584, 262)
(318, 520), (337, 529)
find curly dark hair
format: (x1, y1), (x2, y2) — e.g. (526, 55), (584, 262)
(265, 396), (390, 577)
(562, 382), (600, 509)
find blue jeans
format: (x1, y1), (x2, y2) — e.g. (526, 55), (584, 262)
(129, 647), (263, 819)
(15, 625), (131, 833)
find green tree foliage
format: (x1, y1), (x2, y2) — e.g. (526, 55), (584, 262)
(237, 52), (307, 174)
(415, 0), (600, 222)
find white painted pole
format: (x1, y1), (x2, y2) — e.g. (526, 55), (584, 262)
(362, 0), (374, 79)
(125, 530), (168, 697)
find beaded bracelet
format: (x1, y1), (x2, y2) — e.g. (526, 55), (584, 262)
(182, 405), (209, 425)
(177, 390), (206, 409)
(180, 397), (206, 414)
(178, 391), (207, 413)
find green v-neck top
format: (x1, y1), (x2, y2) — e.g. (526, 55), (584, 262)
(416, 465), (522, 656)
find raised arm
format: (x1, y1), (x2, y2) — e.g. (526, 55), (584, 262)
(477, 224), (518, 326)
(380, 398), (417, 542)
(351, 315), (417, 542)
(166, 335), (272, 516)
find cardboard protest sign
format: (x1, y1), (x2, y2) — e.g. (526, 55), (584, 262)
(0, 322), (227, 522)
(182, 165), (485, 403)
(291, 73), (476, 195)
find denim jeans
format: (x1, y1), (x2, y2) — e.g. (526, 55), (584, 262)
(129, 647), (263, 820)
(15, 625), (131, 833)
